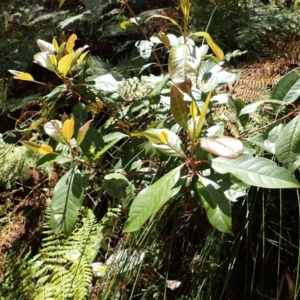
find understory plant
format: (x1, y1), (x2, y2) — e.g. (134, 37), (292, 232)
(3, 0), (300, 299)
(7, 0), (300, 236)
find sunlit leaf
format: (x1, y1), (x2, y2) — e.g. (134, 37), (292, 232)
(48, 55), (57, 68)
(187, 91), (211, 141)
(34, 52), (56, 72)
(65, 33), (77, 53)
(61, 118), (74, 140)
(77, 50), (89, 65)
(13, 72), (36, 82)
(57, 52), (76, 76)
(200, 136), (244, 159)
(181, 0), (190, 22)
(52, 37), (59, 52)
(275, 115), (300, 172)
(39, 144), (53, 155)
(211, 154), (300, 188)
(37, 39), (55, 53)
(44, 120), (66, 144)
(190, 32), (224, 61)
(160, 131), (168, 143)
(239, 99), (285, 116)
(124, 165), (183, 232)
(272, 67), (300, 103)
(143, 128), (185, 157)
(168, 44), (202, 87)
(20, 141), (41, 152)
(190, 100), (198, 118)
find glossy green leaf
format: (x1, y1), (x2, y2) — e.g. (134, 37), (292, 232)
(124, 165), (183, 232)
(103, 174), (129, 199)
(239, 99), (285, 116)
(170, 85), (187, 129)
(272, 67), (300, 103)
(208, 173), (249, 202)
(211, 154), (300, 188)
(50, 168), (85, 236)
(275, 115), (300, 172)
(263, 121), (284, 155)
(196, 176), (232, 233)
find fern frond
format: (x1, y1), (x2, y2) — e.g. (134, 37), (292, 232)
(58, 10), (92, 29)
(29, 10), (69, 25)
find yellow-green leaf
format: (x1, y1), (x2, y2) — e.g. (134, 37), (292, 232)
(57, 53), (75, 76)
(188, 92), (212, 141)
(120, 20), (131, 30)
(181, 0), (190, 24)
(62, 118), (75, 140)
(190, 100), (198, 118)
(39, 144), (54, 155)
(145, 14), (182, 32)
(65, 33), (77, 53)
(20, 141), (41, 152)
(61, 112), (69, 124)
(190, 32), (224, 61)
(48, 54), (57, 68)
(77, 120), (93, 146)
(142, 131), (162, 143)
(14, 73), (36, 82)
(59, 0), (65, 8)
(77, 50), (89, 65)
(160, 131), (168, 143)
(158, 31), (170, 49)
(52, 37), (59, 52)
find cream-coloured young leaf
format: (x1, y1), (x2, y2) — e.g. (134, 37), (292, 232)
(200, 136), (244, 159)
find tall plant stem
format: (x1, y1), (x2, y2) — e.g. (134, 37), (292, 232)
(119, 0), (165, 74)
